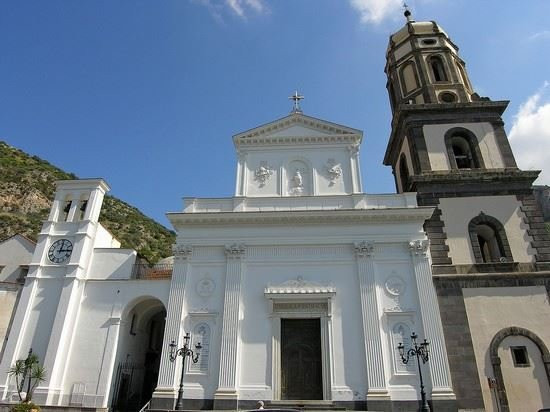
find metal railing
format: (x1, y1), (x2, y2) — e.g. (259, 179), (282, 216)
(131, 263), (173, 280)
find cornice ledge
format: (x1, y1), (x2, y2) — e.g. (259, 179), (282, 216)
(168, 208), (434, 226)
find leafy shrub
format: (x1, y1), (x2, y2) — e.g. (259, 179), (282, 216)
(10, 402), (40, 411)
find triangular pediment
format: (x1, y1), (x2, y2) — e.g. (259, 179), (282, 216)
(233, 112), (362, 142)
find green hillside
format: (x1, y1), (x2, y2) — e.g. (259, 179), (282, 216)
(0, 141), (175, 263)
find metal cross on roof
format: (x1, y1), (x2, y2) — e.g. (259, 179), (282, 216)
(403, 3), (412, 22)
(289, 90), (304, 113)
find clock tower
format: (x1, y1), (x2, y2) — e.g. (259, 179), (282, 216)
(0, 179), (112, 404)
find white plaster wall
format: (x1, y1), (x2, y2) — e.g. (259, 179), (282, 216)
(0, 288), (19, 357)
(19, 279), (64, 363)
(94, 224), (121, 248)
(423, 123), (505, 171)
(180, 259), (226, 398)
(174, 217), (432, 403)
(62, 279), (170, 406)
(0, 236), (34, 282)
(463, 286), (550, 412)
(499, 335), (550, 411)
(439, 196), (535, 264)
(88, 249), (136, 280)
(243, 147), (352, 197)
(239, 260), (364, 400)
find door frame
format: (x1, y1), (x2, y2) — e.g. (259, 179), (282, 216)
(266, 295), (334, 401)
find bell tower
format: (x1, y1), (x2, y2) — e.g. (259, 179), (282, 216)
(385, 9), (474, 109)
(383, 11), (550, 411)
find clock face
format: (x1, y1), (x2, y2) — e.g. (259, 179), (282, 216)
(48, 239), (73, 264)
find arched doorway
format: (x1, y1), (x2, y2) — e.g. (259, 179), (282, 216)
(490, 326), (550, 412)
(111, 298), (166, 412)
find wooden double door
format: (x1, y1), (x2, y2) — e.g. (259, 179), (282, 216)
(281, 318), (323, 400)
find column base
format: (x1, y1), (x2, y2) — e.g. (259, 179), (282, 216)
(214, 389), (239, 410)
(366, 390), (392, 412)
(150, 387), (176, 410)
(431, 387), (456, 400)
(366, 388), (390, 399)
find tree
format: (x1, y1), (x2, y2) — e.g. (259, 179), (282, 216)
(8, 349), (46, 404)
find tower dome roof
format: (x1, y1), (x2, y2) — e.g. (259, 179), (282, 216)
(388, 20), (450, 51)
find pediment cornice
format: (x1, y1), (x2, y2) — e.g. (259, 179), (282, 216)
(233, 112), (362, 147)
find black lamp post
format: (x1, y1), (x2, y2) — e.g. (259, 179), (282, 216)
(169, 332), (202, 411)
(397, 332), (430, 412)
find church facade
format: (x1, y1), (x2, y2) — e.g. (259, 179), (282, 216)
(1, 15), (550, 412)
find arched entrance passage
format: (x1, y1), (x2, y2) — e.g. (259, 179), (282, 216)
(490, 326), (550, 412)
(111, 297), (166, 412)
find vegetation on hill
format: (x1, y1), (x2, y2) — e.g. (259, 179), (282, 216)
(0, 141), (175, 263)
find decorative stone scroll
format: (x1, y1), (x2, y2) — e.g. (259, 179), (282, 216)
(172, 244), (192, 259)
(354, 241), (374, 258)
(254, 162), (274, 187)
(224, 243), (246, 258)
(408, 239), (429, 256)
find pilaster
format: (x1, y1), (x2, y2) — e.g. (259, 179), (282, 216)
(409, 240), (455, 399)
(155, 244), (193, 395)
(214, 244), (246, 409)
(354, 241), (389, 399)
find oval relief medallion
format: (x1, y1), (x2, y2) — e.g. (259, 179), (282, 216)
(385, 276), (406, 296)
(196, 278), (215, 298)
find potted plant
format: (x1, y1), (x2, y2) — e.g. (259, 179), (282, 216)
(8, 349), (46, 412)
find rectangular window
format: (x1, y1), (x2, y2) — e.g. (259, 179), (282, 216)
(62, 200), (72, 221)
(511, 346), (530, 367)
(78, 200), (88, 220)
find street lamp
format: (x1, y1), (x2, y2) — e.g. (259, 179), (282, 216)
(397, 332), (430, 412)
(169, 332), (202, 411)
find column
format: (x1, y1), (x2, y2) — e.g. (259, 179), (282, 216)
(155, 245), (192, 395)
(214, 244), (246, 409)
(354, 241), (389, 399)
(409, 240), (455, 399)
(348, 145), (362, 194)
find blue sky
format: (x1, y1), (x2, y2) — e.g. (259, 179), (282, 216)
(2, 0), (550, 228)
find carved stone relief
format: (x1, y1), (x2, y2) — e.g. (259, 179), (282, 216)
(391, 322), (416, 373)
(254, 161), (274, 187)
(287, 159), (310, 196)
(325, 158), (342, 186)
(189, 322), (211, 373)
(196, 276), (215, 298)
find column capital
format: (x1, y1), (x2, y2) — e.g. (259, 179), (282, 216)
(225, 243), (246, 259)
(354, 241), (374, 258)
(347, 144), (360, 156)
(409, 239), (429, 257)
(172, 244), (193, 259)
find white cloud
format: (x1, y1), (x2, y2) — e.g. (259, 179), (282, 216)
(194, 0), (267, 20)
(528, 30), (550, 41)
(509, 81), (550, 185)
(349, 0), (403, 24)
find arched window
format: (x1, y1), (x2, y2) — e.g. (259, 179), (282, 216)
(399, 154), (410, 192)
(468, 213), (513, 263)
(429, 55), (448, 82)
(445, 128), (484, 170)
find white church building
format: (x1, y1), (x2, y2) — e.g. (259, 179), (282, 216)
(2, 13), (550, 412)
